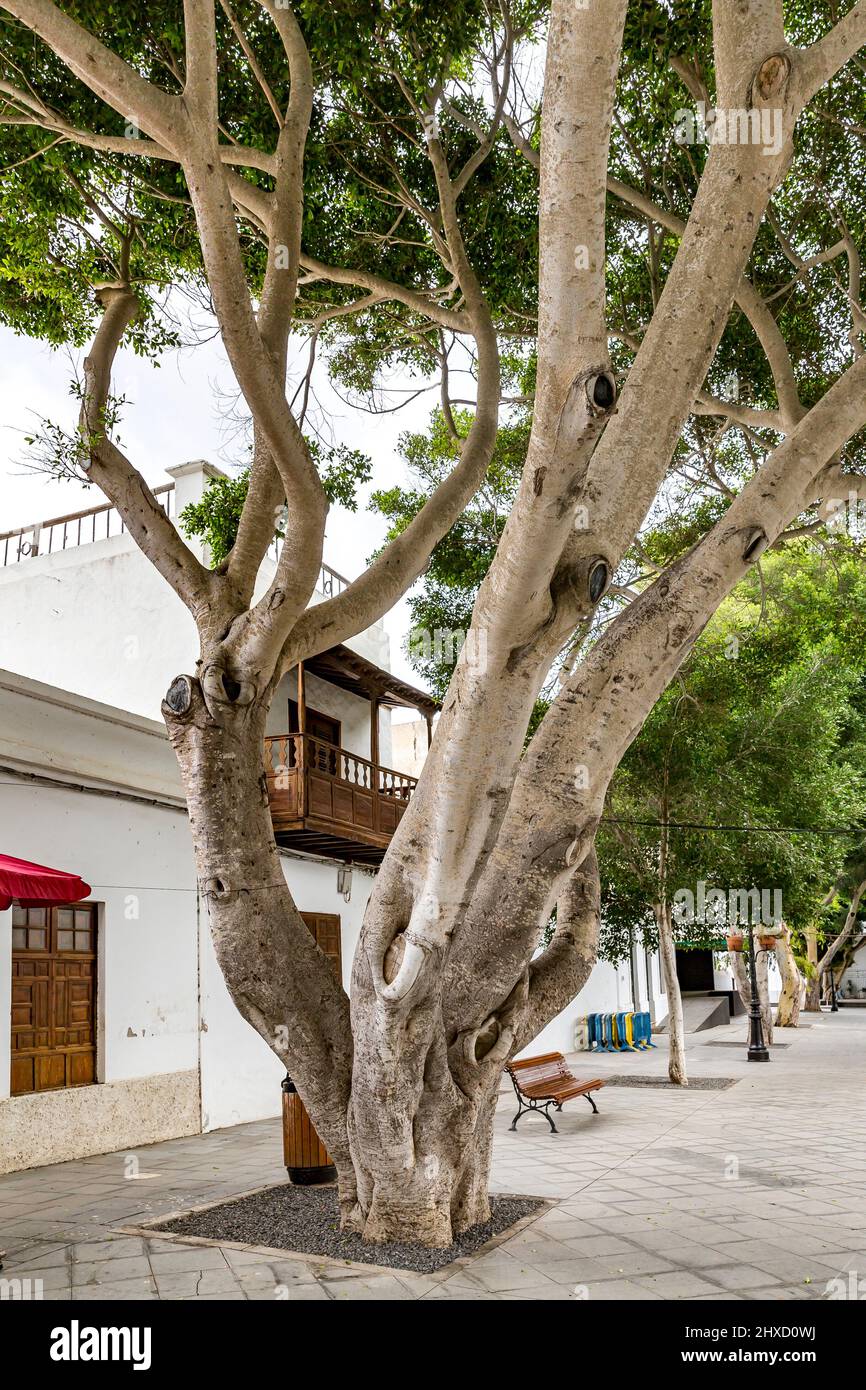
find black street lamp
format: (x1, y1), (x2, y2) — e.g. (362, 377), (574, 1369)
(746, 923), (770, 1063)
(830, 968), (839, 1013)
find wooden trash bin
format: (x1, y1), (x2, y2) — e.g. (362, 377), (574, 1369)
(281, 1075), (336, 1184)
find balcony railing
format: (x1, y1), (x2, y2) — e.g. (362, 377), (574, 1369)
(0, 490), (351, 599)
(0, 486), (175, 566)
(264, 733), (417, 851)
(266, 539), (349, 599)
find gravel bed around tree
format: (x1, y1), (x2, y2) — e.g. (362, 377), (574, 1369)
(152, 1186), (543, 1274)
(603, 1075), (738, 1089)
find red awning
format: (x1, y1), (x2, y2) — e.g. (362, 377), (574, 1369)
(0, 855), (91, 912)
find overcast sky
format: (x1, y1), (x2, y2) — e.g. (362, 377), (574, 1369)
(0, 316), (440, 696)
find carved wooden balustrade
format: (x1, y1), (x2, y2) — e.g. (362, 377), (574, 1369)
(264, 733), (417, 861)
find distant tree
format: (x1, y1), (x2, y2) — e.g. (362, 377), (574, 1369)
(804, 844), (866, 1010)
(597, 549), (866, 1081)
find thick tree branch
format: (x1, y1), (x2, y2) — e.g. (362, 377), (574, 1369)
(448, 350), (866, 1027)
(820, 876), (866, 973)
(226, 1), (315, 608)
(279, 119), (501, 666)
(802, 0), (866, 98)
(509, 135), (806, 441)
(79, 288), (214, 625)
(363, 0), (627, 1012)
(0, 105), (276, 172)
(515, 847), (601, 1053)
(2, 0), (181, 148)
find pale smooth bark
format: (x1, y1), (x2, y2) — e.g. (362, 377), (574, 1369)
(656, 903), (688, 1087)
(775, 925), (804, 1028)
(820, 878), (866, 975)
(655, 804), (687, 1087)
(756, 949), (774, 1046)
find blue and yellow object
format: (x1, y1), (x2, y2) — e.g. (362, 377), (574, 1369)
(583, 1010), (655, 1051)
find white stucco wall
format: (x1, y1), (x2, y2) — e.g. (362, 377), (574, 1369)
(517, 946), (667, 1058)
(0, 768), (202, 1170)
(0, 461), (392, 726)
(840, 940), (866, 998)
(0, 530), (198, 723)
(391, 715), (435, 778)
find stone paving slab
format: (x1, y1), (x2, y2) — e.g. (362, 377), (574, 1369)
(2, 1010), (866, 1300)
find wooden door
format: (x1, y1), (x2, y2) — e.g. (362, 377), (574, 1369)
(289, 700), (341, 748)
(300, 912), (342, 983)
(11, 902), (97, 1095)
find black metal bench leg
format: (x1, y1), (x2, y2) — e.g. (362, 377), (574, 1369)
(511, 1100), (558, 1133)
(584, 1092), (599, 1114)
(510, 1103), (528, 1131)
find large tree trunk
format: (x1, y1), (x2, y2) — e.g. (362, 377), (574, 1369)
(161, 674), (359, 1208)
(656, 902), (688, 1086)
(162, 664), (602, 1247)
(347, 1064), (500, 1245)
(756, 948), (774, 1045)
(345, 845), (602, 1245)
(804, 922), (822, 1012)
(775, 925), (803, 1028)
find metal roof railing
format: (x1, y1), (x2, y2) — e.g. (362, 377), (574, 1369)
(0, 485), (175, 567)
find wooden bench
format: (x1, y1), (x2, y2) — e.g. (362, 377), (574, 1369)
(505, 1052), (605, 1133)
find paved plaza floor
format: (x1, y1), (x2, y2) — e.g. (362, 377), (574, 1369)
(2, 1009), (866, 1301)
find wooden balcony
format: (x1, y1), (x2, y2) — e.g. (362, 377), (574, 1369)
(265, 733), (418, 865)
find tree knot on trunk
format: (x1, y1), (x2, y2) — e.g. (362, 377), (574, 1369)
(379, 930), (436, 1002)
(461, 1012), (515, 1069)
(201, 875), (234, 902)
(200, 661), (258, 720)
(162, 673), (195, 718)
(549, 553), (611, 620)
(752, 53), (791, 105)
(741, 526), (769, 562)
(585, 371), (617, 417)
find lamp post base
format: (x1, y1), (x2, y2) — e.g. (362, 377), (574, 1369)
(745, 927), (771, 1063)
